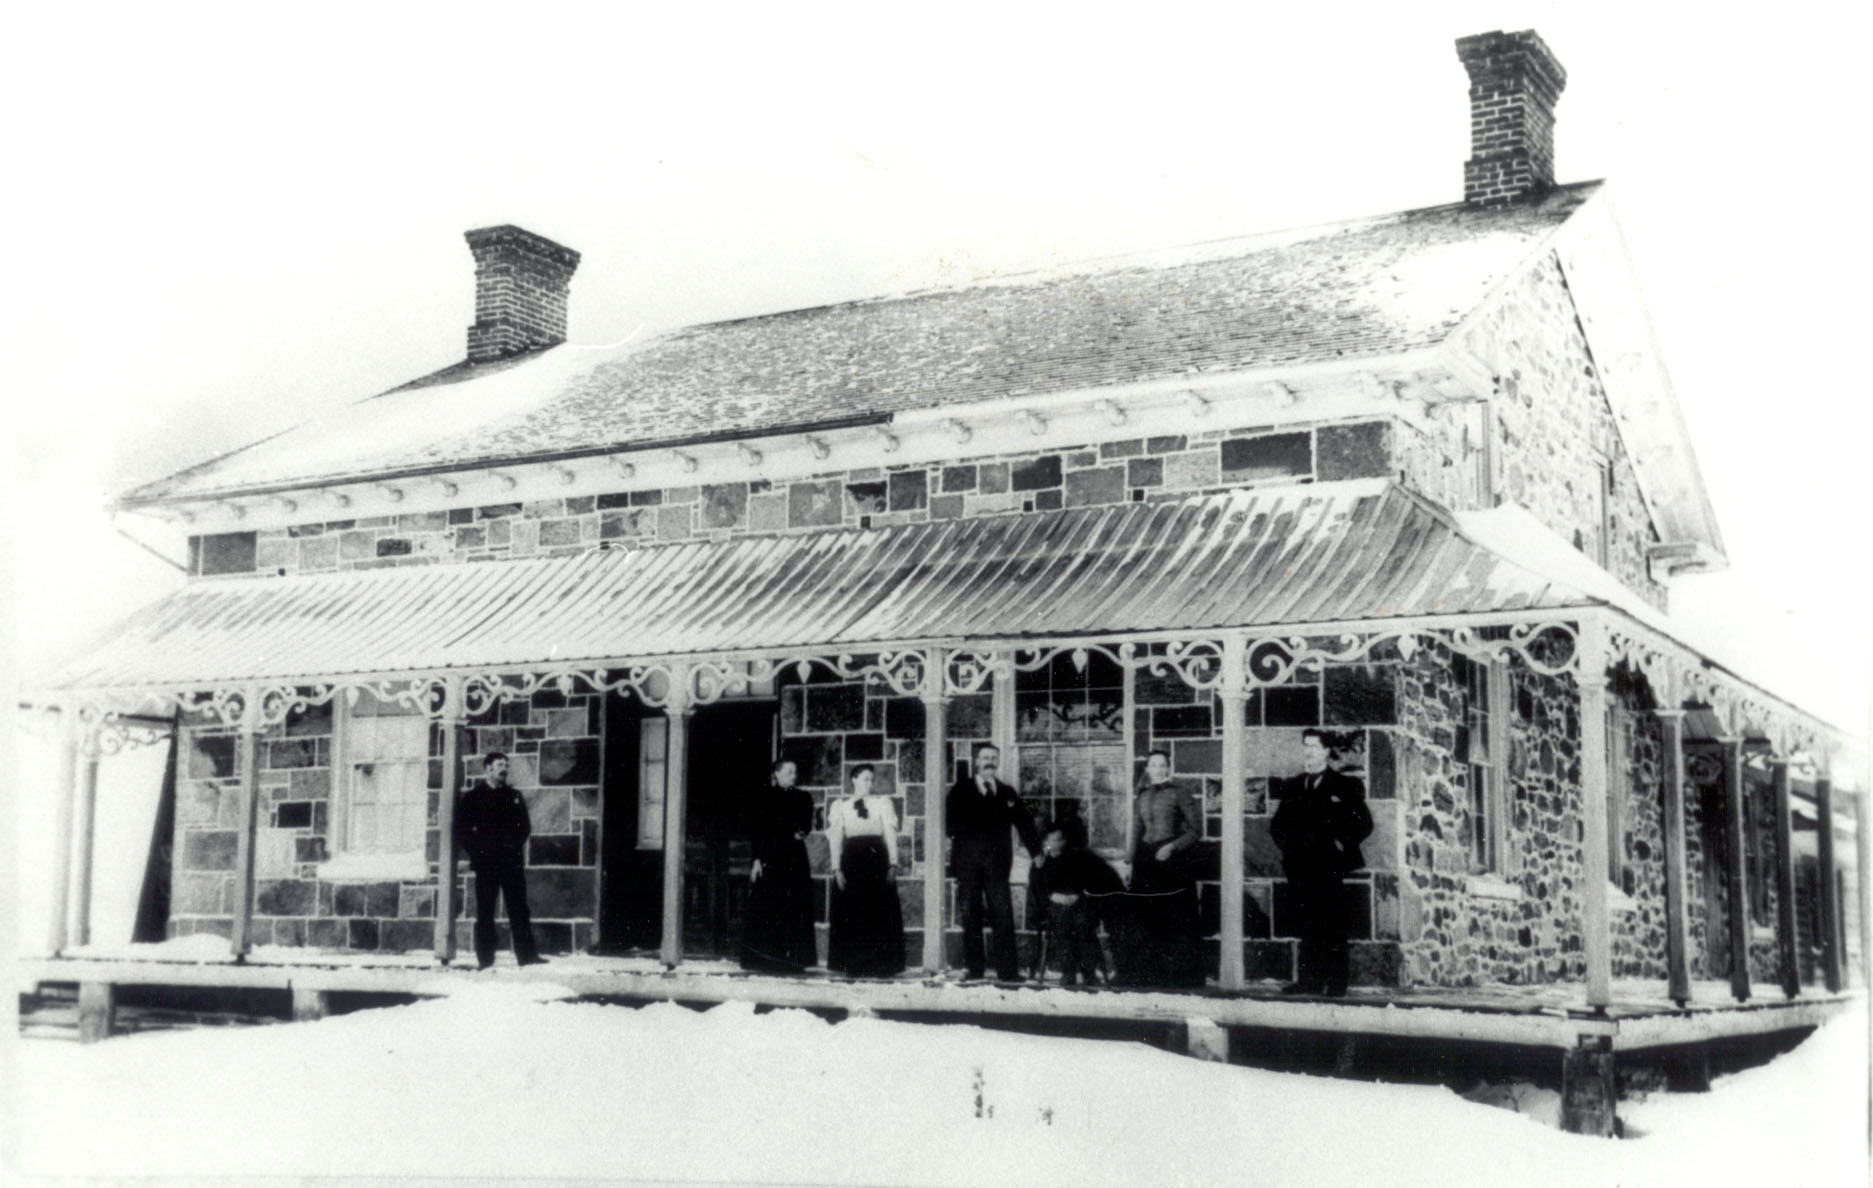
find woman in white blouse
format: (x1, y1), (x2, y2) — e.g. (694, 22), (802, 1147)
(825, 764), (906, 978)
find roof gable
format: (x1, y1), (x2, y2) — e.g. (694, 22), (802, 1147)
(1547, 187), (1725, 564)
(120, 185), (1601, 507)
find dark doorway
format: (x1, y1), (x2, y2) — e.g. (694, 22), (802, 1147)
(683, 700), (778, 959)
(597, 692), (659, 953)
(595, 693), (776, 958)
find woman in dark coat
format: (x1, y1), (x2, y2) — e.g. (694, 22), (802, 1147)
(1121, 749), (1205, 988)
(825, 764), (906, 978)
(739, 757), (818, 973)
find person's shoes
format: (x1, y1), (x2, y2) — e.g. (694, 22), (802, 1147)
(517, 954), (549, 967)
(477, 961), (495, 971)
(1280, 981), (1322, 996)
(959, 970), (988, 984)
(1320, 984), (1348, 998)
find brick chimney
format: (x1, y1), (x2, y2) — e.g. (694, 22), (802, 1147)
(464, 225), (581, 362)
(1455, 30), (1567, 207)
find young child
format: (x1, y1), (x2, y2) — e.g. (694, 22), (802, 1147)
(1028, 818), (1123, 987)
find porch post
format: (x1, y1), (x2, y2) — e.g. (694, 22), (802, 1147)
(1771, 758), (1799, 998)
(46, 712), (81, 955)
(990, 649), (1016, 777)
(1815, 777), (1841, 992)
(658, 666), (695, 968)
(229, 691), (263, 959)
(70, 728), (103, 947)
(1859, 780), (1872, 990)
(921, 646), (951, 973)
(1217, 634), (1247, 991)
(1656, 709), (1691, 1004)
(1577, 618), (1612, 1009)
(435, 675), (464, 963)
(1718, 736), (1750, 1001)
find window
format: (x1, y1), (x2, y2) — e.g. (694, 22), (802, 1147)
(637, 717), (669, 849)
(323, 687), (434, 879)
(1461, 402), (1497, 508)
(1595, 461), (1613, 568)
(190, 531), (258, 576)
(1455, 649), (1509, 873)
(1015, 649), (1126, 853)
(1605, 706), (1629, 884)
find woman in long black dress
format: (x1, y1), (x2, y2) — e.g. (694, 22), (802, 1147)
(740, 757), (818, 973)
(825, 764), (906, 978)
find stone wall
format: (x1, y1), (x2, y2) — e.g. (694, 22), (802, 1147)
(1394, 638), (1587, 988)
(169, 684), (604, 956)
(186, 419), (1398, 579)
(1455, 251), (1669, 610)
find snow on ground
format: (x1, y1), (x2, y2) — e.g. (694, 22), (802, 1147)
(8, 983), (1868, 1187)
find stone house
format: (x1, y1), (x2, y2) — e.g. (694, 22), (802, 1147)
(38, 29), (1864, 1004)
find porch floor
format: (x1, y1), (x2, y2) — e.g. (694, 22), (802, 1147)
(19, 941), (1859, 1053)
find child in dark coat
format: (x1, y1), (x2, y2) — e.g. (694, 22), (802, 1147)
(1028, 819), (1124, 986)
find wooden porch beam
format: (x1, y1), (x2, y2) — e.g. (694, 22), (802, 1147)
(1860, 781), (1872, 991)
(1815, 777), (1841, 993)
(46, 718), (81, 955)
(921, 646), (952, 974)
(1217, 635), (1247, 991)
(1719, 736), (1750, 1002)
(229, 710), (263, 959)
(70, 735), (102, 947)
(435, 675), (464, 964)
(658, 675), (696, 968)
(1656, 710), (1691, 1004)
(1771, 759), (1799, 998)
(77, 981), (115, 1043)
(1577, 619), (1612, 1009)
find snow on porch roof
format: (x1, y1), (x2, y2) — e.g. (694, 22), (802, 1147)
(117, 186), (1601, 507)
(48, 480), (1597, 694)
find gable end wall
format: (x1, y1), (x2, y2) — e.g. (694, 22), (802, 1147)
(1457, 251), (1669, 611)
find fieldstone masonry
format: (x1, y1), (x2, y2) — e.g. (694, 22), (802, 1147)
(190, 419), (1399, 580)
(169, 685), (605, 956)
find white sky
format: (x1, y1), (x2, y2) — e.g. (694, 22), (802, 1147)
(4, 2), (1870, 736)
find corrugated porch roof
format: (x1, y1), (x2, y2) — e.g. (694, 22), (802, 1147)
(46, 479), (1598, 694)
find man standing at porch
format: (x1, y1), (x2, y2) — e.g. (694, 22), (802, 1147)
(455, 750), (546, 969)
(946, 744), (1042, 982)
(1270, 729), (1372, 996)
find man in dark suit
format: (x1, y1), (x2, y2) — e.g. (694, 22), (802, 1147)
(946, 743), (1042, 982)
(1270, 729), (1373, 996)
(454, 750), (546, 969)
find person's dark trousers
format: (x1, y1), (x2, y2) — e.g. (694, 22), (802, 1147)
(956, 866), (1019, 979)
(1289, 872), (1350, 992)
(472, 860), (540, 967)
(1056, 902), (1104, 984)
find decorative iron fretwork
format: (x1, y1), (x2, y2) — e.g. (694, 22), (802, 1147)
(34, 610), (1848, 773)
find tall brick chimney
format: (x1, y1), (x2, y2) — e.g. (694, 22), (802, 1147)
(1456, 30), (1567, 208)
(464, 225), (581, 362)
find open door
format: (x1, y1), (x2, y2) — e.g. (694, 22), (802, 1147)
(682, 700), (778, 959)
(596, 692), (776, 958)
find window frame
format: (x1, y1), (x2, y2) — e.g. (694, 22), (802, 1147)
(636, 716), (670, 850)
(318, 687), (434, 881)
(1605, 704), (1629, 886)
(1456, 649), (1511, 875)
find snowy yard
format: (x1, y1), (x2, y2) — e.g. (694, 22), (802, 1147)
(8, 979), (1868, 1187)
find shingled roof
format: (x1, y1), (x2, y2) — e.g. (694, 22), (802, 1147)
(120, 184), (1600, 506)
